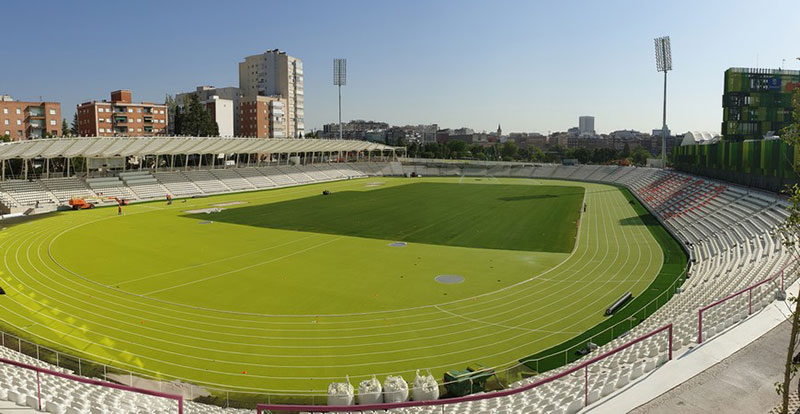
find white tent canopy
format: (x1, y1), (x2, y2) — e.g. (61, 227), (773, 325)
(680, 131), (721, 146)
(0, 137), (401, 160)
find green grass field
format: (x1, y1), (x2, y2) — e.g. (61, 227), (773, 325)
(0, 176), (673, 403)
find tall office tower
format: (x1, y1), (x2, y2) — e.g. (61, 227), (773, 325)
(239, 49), (304, 138)
(578, 116), (595, 136)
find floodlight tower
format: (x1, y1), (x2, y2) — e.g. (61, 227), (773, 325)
(654, 36), (672, 168)
(333, 58), (347, 140)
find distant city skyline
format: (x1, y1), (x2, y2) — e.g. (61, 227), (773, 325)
(2, 0), (798, 136)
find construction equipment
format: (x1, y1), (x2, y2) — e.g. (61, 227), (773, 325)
(68, 197), (96, 210)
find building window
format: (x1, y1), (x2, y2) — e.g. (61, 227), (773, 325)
(17, 130), (22, 137)
(137, 128), (142, 132)
(128, 109), (133, 113)
(137, 118), (142, 123)
(99, 128), (105, 133)
(50, 120), (56, 126)
(49, 109), (56, 115)
(137, 108), (141, 113)
(15, 109), (21, 115)
(16, 120), (21, 125)
(3, 120), (7, 125)
(2, 108), (7, 114)
(98, 108), (103, 113)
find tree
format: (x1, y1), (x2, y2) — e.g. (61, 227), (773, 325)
(70, 113), (80, 136)
(777, 88), (800, 414)
(530, 147), (545, 162)
(501, 141), (518, 159)
(61, 118), (69, 137)
(0, 134), (10, 143)
(571, 147), (591, 164)
(175, 94), (219, 136)
(446, 140), (467, 155)
(631, 147), (651, 166)
(621, 142), (631, 158)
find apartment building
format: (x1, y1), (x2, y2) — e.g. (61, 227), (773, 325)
(76, 90), (167, 137)
(0, 95), (61, 140)
(176, 86), (240, 136)
(239, 49), (304, 138)
(239, 95), (287, 138)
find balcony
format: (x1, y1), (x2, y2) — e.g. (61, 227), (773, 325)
(113, 116), (128, 124)
(143, 116), (153, 123)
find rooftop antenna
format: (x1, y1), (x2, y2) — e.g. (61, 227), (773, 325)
(333, 58), (347, 140)
(654, 36), (672, 169)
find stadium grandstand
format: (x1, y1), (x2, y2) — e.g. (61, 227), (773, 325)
(0, 141), (795, 414)
(0, 137), (401, 215)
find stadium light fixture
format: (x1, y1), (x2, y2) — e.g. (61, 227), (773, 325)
(333, 58), (347, 140)
(654, 36), (672, 169)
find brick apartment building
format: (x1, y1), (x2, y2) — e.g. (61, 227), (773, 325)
(239, 95), (287, 138)
(0, 95), (61, 140)
(76, 90), (167, 137)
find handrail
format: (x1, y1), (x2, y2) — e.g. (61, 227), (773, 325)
(698, 259), (795, 343)
(256, 324), (672, 413)
(0, 356), (183, 413)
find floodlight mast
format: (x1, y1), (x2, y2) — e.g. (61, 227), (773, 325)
(654, 36), (672, 169)
(333, 59), (347, 141)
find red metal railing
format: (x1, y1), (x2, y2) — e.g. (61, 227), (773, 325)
(698, 260), (795, 344)
(0, 357), (183, 413)
(256, 324), (673, 413)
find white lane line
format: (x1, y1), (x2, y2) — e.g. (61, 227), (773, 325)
(140, 237), (344, 296)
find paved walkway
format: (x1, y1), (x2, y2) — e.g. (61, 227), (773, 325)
(630, 319), (796, 414)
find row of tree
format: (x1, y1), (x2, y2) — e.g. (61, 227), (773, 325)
(405, 141), (653, 166)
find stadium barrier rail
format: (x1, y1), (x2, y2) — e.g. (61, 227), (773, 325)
(0, 356), (184, 413)
(698, 259), (797, 343)
(255, 324), (673, 413)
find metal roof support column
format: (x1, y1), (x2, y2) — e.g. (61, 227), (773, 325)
(155, 155), (159, 173)
(1, 159), (5, 181)
(184, 154), (189, 171)
(45, 158), (49, 179)
(171, 154), (175, 172)
(65, 158), (70, 178)
(85, 157), (89, 175)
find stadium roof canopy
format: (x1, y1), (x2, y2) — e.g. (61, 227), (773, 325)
(680, 131), (721, 146)
(0, 137), (401, 160)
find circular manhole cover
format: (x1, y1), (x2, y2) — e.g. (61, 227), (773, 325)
(435, 274), (464, 284)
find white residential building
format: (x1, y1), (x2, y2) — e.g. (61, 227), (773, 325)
(176, 86), (241, 136)
(239, 49), (304, 138)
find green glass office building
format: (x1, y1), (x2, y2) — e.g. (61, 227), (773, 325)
(722, 67), (800, 142)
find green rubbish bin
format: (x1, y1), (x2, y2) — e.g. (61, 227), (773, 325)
(443, 365), (496, 397)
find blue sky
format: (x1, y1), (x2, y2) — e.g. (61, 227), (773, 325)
(1, 0), (798, 134)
